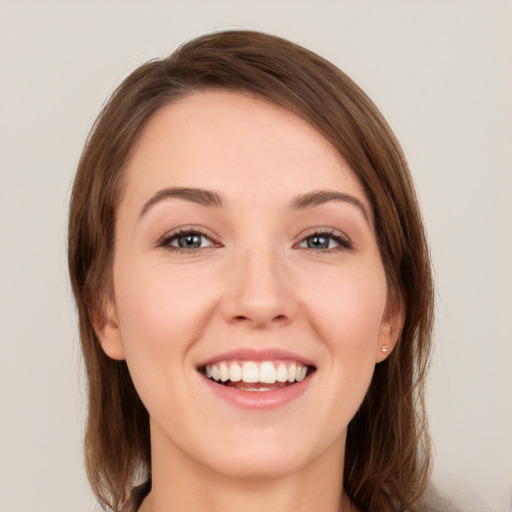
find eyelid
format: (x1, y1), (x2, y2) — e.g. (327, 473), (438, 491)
(294, 228), (352, 251)
(156, 226), (222, 251)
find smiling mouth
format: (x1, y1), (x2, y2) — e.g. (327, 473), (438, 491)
(199, 360), (316, 391)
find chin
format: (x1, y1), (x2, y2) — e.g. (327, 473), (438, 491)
(194, 431), (318, 481)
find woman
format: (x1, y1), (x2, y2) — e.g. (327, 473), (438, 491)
(68, 30), (433, 512)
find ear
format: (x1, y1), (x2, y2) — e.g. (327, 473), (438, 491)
(91, 298), (126, 360)
(375, 295), (404, 363)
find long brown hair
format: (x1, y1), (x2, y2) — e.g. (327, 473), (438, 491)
(68, 30), (433, 511)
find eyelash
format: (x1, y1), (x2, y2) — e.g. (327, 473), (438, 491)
(157, 229), (220, 252)
(296, 229), (352, 252)
(157, 229), (352, 253)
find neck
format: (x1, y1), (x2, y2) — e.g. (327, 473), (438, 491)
(140, 424), (355, 512)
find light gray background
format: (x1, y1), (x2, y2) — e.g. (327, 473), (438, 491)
(1, 1), (511, 511)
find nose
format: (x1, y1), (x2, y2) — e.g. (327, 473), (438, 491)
(221, 246), (297, 329)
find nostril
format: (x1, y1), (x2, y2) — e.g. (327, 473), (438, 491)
(232, 313), (289, 327)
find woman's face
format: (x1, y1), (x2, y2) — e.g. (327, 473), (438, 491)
(97, 90), (400, 479)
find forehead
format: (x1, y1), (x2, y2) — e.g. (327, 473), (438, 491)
(123, 90), (369, 210)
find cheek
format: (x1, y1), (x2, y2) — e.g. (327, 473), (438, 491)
(111, 260), (220, 418)
(114, 261), (215, 353)
(112, 261), (219, 420)
(305, 264), (388, 353)
(307, 267), (387, 416)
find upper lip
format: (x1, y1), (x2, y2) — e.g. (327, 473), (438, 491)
(196, 348), (316, 368)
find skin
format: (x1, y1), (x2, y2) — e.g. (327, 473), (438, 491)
(95, 90), (402, 512)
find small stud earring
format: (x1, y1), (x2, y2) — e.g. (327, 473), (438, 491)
(381, 345), (390, 353)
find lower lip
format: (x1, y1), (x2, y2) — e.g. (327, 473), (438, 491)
(201, 374), (313, 410)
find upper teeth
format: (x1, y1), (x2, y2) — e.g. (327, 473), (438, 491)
(205, 361), (308, 384)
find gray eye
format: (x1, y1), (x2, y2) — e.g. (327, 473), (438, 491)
(306, 235), (330, 249)
(297, 231), (351, 251)
(170, 233), (213, 249)
(299, 234), (339, 250)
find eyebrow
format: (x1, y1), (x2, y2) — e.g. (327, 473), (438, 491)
(139, 187), (223, 218)
(291, 190), (371, 222)
(139, 186), (370, 223)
